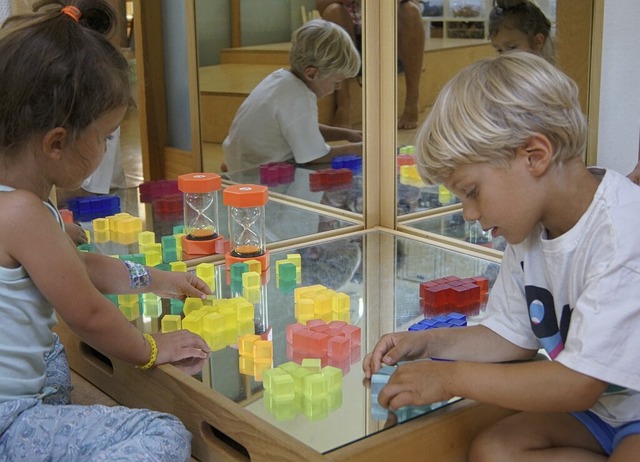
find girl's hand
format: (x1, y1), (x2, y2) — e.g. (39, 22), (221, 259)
(153, 330), (211, 374)
(64, 222), (88, 246)
(150, 270), (213, 300)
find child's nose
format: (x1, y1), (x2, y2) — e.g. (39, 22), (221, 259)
(462, 203), (480, 222)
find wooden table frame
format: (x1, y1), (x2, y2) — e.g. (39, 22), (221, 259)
(57, 318), (514, 462)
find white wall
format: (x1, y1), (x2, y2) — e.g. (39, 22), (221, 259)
(596, 0), (640, 173)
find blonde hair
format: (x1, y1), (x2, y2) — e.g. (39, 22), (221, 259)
(416, 52), (587, 185)
(289, 19), (360, 78)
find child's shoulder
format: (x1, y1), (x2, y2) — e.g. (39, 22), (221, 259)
(0, 188), (50, 222)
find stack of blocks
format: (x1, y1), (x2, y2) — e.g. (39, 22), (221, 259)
(408, 313), (467, 331)
(67, 195), (121, 222)
(286, 319), (361, 375)
(162, 295), (255, 352)
(109, 292), (162, 321)
(229, 261), (264, 303)
(399, 164), (424, 188)
(259, 162), (295, 186)
(275, 254), (301, 292)
(238, 333), (273, 381)
(262, 360), (343, 421)
(153, 194), (182, 220)
(138, 179), (180, 203)
(309, 168), (353, 192)
(331, 154), (362, 174)
(371, 363), (451, 422)
(419, 275), (489, 316)
(92, 212), (143, 245)
(111, 259), (204, 321)
(397, 145), (416, 169)
(89, 222), (187, 266)
(294, 285), (351, 324)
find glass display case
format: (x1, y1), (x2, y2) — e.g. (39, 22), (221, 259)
(57, 229), (511, 461)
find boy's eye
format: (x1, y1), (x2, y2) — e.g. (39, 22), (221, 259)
(465, 187), (478, 199)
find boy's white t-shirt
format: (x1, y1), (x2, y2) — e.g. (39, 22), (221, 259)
(482, 168), (640, 426)
(222, 69), (330, 172)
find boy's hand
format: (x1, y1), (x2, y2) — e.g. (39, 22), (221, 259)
(150, 270), (213, 300)
(377, 360), (454, 410)
(346, 129), (363, 143)
(153, 330), (211, 375)
(363, 331), (430, 378)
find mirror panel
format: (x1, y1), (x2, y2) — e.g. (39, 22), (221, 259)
(194, 0), (364, 222)
(397, 0), (595, 225)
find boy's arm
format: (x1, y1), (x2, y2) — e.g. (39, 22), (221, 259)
(319, 124), (362, 143)
(379, 358), (607, 413)
(308, 141), (363, 164)
(364, 325), (536, 378)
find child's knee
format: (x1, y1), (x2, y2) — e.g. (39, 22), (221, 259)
(468, 422), (515, 462)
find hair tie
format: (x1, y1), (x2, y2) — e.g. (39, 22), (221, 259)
(61, 5), (82, 22)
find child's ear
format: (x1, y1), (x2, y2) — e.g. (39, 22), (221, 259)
(533, 32), (546, 52)
(522, 133), (553, 177)
(303, 66), (319, 81)
(42, 127), (68, 160)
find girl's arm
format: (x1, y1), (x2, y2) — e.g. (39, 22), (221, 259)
(80, 252), (211, 300)
(5, 192), (208, 367)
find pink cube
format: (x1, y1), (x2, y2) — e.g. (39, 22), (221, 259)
(292, 329), (312, 353)
(341, 325), (361, 346)
(286, 322), (305, 344)
(307, 332), (329, 356)
(327, 336), (350, 359)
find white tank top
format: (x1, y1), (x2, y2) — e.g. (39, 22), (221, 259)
(0, 185), (61, 402)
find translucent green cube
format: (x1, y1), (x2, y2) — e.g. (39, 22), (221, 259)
(302, 373), (328, 400)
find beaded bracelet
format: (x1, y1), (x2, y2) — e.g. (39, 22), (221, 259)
(137, 333), (158, 370)
(123, 260), (152, 289)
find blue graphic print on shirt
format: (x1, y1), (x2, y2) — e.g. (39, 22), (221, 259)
(525, 285), (572, 359)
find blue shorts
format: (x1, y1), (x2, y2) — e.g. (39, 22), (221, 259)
(572, 410), (640, 455)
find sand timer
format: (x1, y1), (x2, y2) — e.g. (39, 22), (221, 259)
(178, 172), (222, 255)
(223, 184), (269, 270)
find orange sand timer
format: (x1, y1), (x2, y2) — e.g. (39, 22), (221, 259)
(178, 173), (222, 255)
(223, 184), (269, 270)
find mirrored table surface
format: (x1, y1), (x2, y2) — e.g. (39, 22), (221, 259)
(126, 230), (502, 455)
(72, 186), (362, 261)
